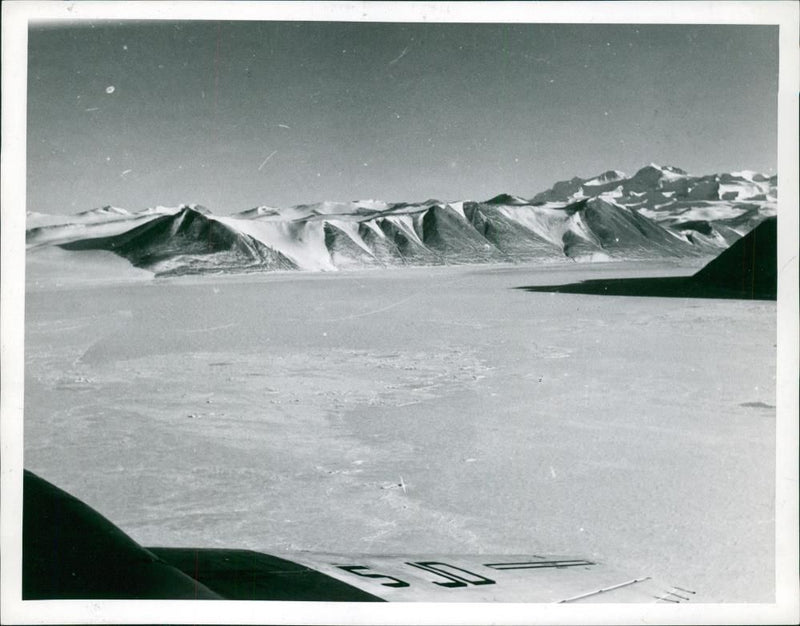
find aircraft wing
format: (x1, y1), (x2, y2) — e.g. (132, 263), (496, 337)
(148, 547), (694, 603)
(23, 470), (694, 603)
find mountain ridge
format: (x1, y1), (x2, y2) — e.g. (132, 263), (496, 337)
(27, 165), (776, 276)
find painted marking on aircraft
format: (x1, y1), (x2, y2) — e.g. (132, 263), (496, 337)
(336, 565), (410, 588)
(404, 561), (495, 588)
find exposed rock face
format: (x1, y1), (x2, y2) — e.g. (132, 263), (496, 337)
(29, 165), (776, 275)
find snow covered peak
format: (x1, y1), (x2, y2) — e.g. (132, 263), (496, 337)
(177, 203), (211, 215)
(633, 164), (688, 183)
(484, 193), (529, 206)
(353, 199), (390, 211)
(132, 205), (195, 218)
(584, 170), (627, 186)
(729, 170), (770, 183)
(78, 205), (130, 217)
(236, 206), (282, 218)
(290, 199), (391, 217)
(644, 163), (687, 175)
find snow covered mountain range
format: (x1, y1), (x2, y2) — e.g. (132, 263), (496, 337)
(26, 164), (776, 276)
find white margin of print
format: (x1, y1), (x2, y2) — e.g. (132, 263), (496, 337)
(2, 2), (798, 624)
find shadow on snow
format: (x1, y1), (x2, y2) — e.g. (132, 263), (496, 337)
(514, 217), (777, 301)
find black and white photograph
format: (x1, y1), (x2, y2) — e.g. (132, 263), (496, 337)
(2, 1), (798, 624)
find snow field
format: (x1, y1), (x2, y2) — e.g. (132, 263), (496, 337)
(24, 261), (776, 602)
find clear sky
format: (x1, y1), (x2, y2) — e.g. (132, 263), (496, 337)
(26, 21), (778, 214)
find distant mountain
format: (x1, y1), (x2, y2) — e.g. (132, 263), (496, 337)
(532, 163), (776, 247)
(76, 205), (131, 218)
(484, 193), (530, 206)
(26, 165), (776, 276)
(59, 206), (296, 275)
(26, 205), (182, 248)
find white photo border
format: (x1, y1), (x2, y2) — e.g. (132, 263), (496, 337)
(2, 2), (798, 624)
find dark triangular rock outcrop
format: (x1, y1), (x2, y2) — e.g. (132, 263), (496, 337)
(692, 216), (777, 299)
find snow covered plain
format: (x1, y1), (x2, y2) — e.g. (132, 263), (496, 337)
(24, 255), (775, 602)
